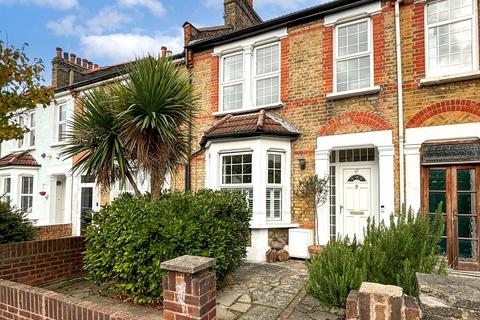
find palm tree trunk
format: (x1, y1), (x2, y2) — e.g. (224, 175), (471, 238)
(150, 168), (167, 201)
(125, 171), (142, 197)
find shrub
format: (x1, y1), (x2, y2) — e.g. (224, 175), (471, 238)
(0, 201), (36, 244)
(84, 190), (251, 304)
(306, 238), (365, 308)
(306, 208), (445, 308)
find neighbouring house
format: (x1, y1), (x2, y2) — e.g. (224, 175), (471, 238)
(1, 0), (480, 268)
(0, 48), (181, 235)
(173, 0), (480, 268)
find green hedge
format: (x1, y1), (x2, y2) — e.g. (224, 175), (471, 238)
(306, 208), (445, 308)
(84, 190), (251, 304)
(0, 201), (36, 244)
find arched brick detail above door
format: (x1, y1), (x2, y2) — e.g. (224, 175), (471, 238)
(406, 100), (480, 128)
(318, 112), (391, 136)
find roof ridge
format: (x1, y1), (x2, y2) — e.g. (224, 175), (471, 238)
(256, 109), (266, 131)
(204, 113), (234, 135)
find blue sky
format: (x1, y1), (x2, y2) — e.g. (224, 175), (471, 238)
(0, 0), (325, 84)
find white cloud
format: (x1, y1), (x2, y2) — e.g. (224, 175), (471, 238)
(0, 0), (78, 10)
(80, 31), (183, 63)
(46, 15), (80, 36)
(47, 8), (131, 36)
(117, 0), (165, 16)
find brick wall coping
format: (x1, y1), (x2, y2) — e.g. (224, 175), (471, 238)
(160, 255), (215, 274)
(360, 282), (403, 298)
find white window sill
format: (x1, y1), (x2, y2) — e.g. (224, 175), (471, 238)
(51, 142), (68, 147)
(213, 103), (283, 117)
(420, 71), (480, 87)
(12, 147), (35, 153)
(250, 223), (300, 229)
(326, 86), (381, 101)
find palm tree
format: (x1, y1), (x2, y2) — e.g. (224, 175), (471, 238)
(63, 55), (195, 199)
(62, 88), (142, 196)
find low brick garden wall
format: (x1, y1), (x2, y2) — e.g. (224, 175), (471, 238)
(35, 224), (73, 240)
(0, 237), (85, 286)
(0, 279), (138, 320)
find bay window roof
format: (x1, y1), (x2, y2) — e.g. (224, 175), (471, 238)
(200, 109), (299, 146)
(0, 151), (40, 168)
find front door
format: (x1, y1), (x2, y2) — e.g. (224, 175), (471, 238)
(423, 166), (480, 271)
(340, 167), (378, 241)
(80, 175), (99, 234)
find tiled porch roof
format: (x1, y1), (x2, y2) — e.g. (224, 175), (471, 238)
(0, 151), (40, 168)
(200, 109), (299, 147)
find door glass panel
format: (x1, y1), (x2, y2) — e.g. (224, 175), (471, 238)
(457, 169), (475, 191)
(439, 238), (447, 256)
(458, 239), (478, 262)
(429, 169), (446, 190)
(458, 216), (477, 238)
(457, 193), (476, 214)
(429, 192), (446, 213)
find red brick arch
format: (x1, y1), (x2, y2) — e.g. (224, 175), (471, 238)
(406, 100), (480, 128)
(318, 112), (391, 136)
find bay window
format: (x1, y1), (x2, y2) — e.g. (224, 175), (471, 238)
(20, 176), (33, 213)
(221, 153), (253, 211)
(219, 42), (281, 113)
(335, 19), (372, 92)
(266, 153), (283, 221)
(426, 0), (477, 77)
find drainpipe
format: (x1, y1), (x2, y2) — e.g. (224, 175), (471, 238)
(395, 0), (405, 206)
(185, 47), (192, 192)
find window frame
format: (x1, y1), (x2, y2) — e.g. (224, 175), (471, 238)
(218, 41), (282, 113)
(29, 112), (36, 147)
(253, 42), (281, 108)
(1, 176), (11, 204)
(57, 103), (68, 143)
(266, 152), (284, 222)
(220, 51), (245, 112)
(15, 112), (36, 150)
(19, 175), (34, 213)
(424, 0), (479, 78)
(220, 152), (253, 188)
(333, 17), (374, 93)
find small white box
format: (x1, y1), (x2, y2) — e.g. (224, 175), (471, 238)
(288, 228), (314, 259)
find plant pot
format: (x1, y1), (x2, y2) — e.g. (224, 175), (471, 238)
(308, 245), (324, 258)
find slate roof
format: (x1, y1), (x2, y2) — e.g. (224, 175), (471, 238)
(0, 151), (40, 168)
(200, 109), (299, 146)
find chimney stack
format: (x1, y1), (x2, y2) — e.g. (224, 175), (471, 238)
(161, 46), (167, 58)
(70, 53), (76, 64)
(56, 47), (62, 58)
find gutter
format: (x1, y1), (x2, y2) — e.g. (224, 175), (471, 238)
(395, 0), (405, 206)
(188, 0), (376, 50)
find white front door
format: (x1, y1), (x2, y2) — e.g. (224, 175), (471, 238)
(339, 167), (378, 241)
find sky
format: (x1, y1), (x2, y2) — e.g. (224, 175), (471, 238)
(0, 0), (326, 84)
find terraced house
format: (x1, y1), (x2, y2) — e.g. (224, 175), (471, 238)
(2, 0), (480, 268)
(173, 0), (480, 268)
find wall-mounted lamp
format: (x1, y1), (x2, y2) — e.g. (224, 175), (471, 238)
(298, 156), (306, 171)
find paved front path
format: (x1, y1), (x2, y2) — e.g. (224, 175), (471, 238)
(42, 260), (340, 319)
(217, 260), (340, 320)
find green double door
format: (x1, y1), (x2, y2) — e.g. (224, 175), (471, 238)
(424, 165), (480, 271)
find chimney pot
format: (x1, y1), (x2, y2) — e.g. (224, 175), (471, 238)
(88, 61), (93, 69)
(94, 64), (99, 68)
(82, 58), (88, 68)
(76, 57), (82, 65)
(167, 50), (172, 57)
(161, 46), (167, 58)
(56, 47), (62, 58)
(247, 0), (253, 7)
(70, 53), (76, 63)
(63, 52), (69, 60)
